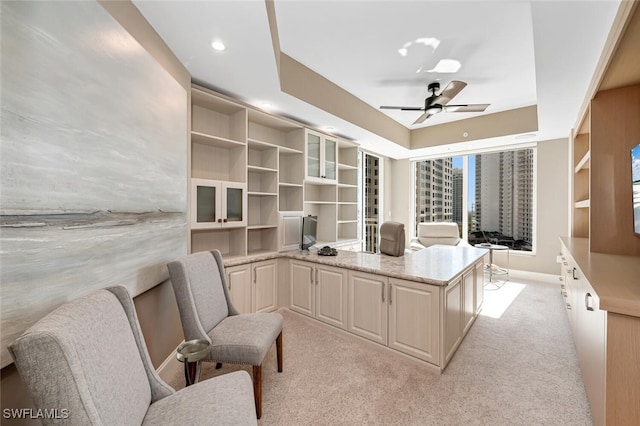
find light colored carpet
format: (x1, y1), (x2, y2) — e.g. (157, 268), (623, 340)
(167, 277), (591, 425)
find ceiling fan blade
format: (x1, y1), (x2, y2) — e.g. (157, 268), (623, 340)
(380, 105), (424, 110)
(412, 112), (431, 125)
(445, 103), (489, 112)
(437, 80), (467, 105)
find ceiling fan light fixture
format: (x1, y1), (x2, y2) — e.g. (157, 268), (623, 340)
(426, 104), (442, 115)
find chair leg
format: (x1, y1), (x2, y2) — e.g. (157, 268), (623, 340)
(276, 332), (283, 373)
(252, 364), (262, 419)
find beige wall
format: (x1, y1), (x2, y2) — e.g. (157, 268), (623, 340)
(387, 138), (569, 275)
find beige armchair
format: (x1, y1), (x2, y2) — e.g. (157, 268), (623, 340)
(167, 250), (283, 419)
(9, 286), (257, 425)
(410, 222), (467, 250)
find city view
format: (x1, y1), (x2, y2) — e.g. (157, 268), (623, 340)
(415, 149), (534, 251)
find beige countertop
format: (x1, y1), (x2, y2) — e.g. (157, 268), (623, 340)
(225, 245), (488, 286)
(561, 237), (640, 317)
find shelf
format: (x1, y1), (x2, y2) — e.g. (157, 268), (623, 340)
(304, 201), (336, 205)
(248, 191), (277, 196)
(246, 249), (278, 257)
(338, 183), (358, 188)
(247, 138), (278, 150)
(575, 199), (590, 209)
(247, 225), (278, 230)
(279, 182), (303, 188)
(338, 202), (357, 205)
(575, 151), (591, 173)
(279, 146), (304, 155)
(247, 165), (277, 173)
(337, 220), (358, 224)
(191, 131), (245, 149)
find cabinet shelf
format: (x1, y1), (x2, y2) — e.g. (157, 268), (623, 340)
(247, 225), (278, 230)
(248, 191), (277, 196)
(575, 151), (591, 173)
(247, 165), (277, 173)
(304, 201), (335, 205)
(337, 220), (358, 224)
(575, 199), (590, 209)
(279, 182), (303, 188)
(279, 146), (304, 155)
(338, 183), (358, 188)
(191, 131), (245, 149)
(247, 138), (278, 150)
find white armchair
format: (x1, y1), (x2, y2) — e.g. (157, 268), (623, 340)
(410, 222), (467, 250)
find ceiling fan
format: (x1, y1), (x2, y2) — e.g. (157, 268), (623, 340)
(380, 80), (489, 125)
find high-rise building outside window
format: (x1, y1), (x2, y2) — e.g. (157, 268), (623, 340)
(413, 147), (535, 252)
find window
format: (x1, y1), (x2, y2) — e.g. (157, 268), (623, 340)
(413, 148), (535, 252)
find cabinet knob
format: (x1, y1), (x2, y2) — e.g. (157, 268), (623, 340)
(217, 219), (222, 223)
(381, 283), (385, 302)
(223, 218), (228, 223)
(572, 267), (578, 280)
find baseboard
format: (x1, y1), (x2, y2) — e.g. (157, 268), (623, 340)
(156, 341), (183, 384)
(508, 269), (562, 284)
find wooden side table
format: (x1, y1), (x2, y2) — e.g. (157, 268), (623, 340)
(176, 339), (210, 386)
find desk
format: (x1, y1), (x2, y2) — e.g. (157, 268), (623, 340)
(474, 244), (509, 286)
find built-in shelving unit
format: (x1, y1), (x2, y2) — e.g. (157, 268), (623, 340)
(571, 111), (590, 238)
(189, 85), (361, 257)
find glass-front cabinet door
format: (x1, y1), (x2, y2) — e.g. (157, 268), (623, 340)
(307, 131), (321, 179)
(324, 138), (337, 181)
(224, 184), (246, 226)
(306, 129), (337, 183)
(191, 178), (246, 229)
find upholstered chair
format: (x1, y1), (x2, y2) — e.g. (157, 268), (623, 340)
(167, 250), (283, 419)
(410, 222), (468, 250)
(379, 221), (406, 256)
(9, 286), (257, 426)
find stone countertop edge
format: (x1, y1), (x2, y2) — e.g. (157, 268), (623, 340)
(223, 245), (489, 287)
(560, 237), (640, 318)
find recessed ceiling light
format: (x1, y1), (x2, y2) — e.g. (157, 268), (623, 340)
(427, 59), (461, 73)
(324, 126), (335, 132)
(211, 40), (226, 51)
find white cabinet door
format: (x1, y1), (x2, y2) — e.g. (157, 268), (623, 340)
(462, 269), (475, 334)
(253, 260), (277, 313)
(443, 276), (463, 364)
(316, 265), (348, 329)
(348, 271), (387, 345)
(226, 264), (251, 314)
(576, 272), (606, 426)
(388, 278), (440, 364)
(474, 260), (484, 314)
(290, 260), (315, 317)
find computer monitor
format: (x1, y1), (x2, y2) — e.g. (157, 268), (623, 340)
(300, 215), (317, 251)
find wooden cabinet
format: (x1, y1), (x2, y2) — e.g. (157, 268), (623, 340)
(305, 129), (337, 183)
(474, 259), (484, 314)
(347, 270), (387, 345)
(191, 179), (247, 229)
(462, 269), (475, 334)
(290, 260), (314, 317)
(315, 264), (348, 329)
(303, 137), (359, 246)
(347, 271), (441, 363)
(290, 260), (348, 329)
(225, 264), (251, 314)
(575, 273), (606, 426)
(388, 278), (440, 364)
(252, 260), (277, 313)
(443, 276), (463, 364)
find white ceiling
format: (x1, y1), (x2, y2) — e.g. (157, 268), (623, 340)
(132, 0), (622, 159)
